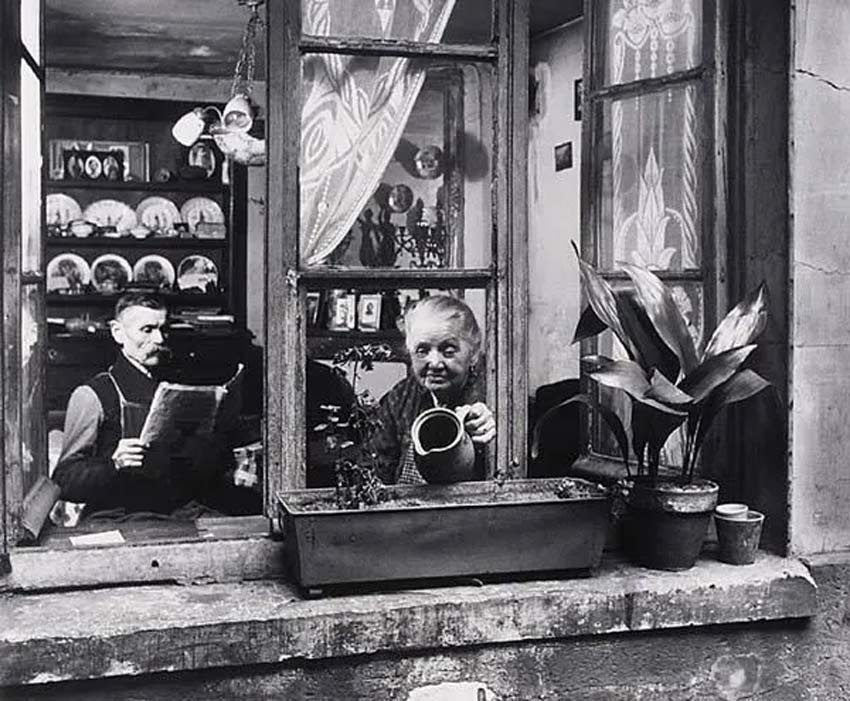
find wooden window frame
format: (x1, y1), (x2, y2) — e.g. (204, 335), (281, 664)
(264, 0), (530, 511)
(0, 0), (529, 590)
(578, 0), (729, 472)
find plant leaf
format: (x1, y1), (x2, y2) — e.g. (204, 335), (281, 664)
(693, 369), (773, 459)
(679, 345), (757, 404)
(572, 304), (609, 344)
(703, 282), (769, 359)
(620, 262), (699, 376)
(530, 393), (630, 474)
(631, 402), (688, 476)
(572, 242), (632, 357)
(646, 368), (694, 406)
(615, 289), (680, 381)
(585, 356), (651, 398)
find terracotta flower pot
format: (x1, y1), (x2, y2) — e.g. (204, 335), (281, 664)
(622, 478), (719, 571)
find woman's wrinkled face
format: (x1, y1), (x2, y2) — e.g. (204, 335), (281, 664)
(407, 311), (477, 398)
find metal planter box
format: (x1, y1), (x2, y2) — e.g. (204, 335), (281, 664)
(277, 478), (609, 592)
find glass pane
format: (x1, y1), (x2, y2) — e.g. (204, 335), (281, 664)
(21, 0), (41, 64)
(302, 0), (492, 44)
(600, 0), (702, 87)
(21, 59), (42, 274)
(300, 57), (493, 270)
(596, 83), (703, 272)
(306, 287), (489, 487)
(591, 281), (704, 465)
(22, 284), (46, 494)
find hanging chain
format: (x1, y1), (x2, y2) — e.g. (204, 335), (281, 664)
(231, 1), (265, 99)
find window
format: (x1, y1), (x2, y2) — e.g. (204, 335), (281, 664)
(0, 0), (529, 583)
(580, 0), (727, 468)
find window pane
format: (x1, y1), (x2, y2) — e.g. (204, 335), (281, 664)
(21, 59), (42, 274)
(600, 0), (702, 87)
(21, 0), (41, 64)
(300, 58), (493, 270)
(302, 0), (492, 44)
(596, 83), (703, 272)
(22, 284), (46, 495)
(306, 287), (488, 487)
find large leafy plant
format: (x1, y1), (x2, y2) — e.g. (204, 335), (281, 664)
(534, 244), (772, 487)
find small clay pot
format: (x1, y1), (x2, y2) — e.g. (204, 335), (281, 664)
(715, 510), (764, 565)
(411, 407), (475, 483)
(715, 503), (748, 520)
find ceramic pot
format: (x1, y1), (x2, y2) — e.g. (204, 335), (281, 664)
(622, 478), (719, 571)
(715, 509), (764, 565)
(411, 406), (476, 483)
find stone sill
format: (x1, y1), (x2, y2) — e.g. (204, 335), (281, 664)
(0, 553), (816, 687)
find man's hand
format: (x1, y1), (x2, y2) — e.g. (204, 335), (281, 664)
(456, 402), (496, 445)
(111, 438), (147, 470)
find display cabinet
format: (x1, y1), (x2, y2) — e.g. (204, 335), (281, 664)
(44, 94), (252, 412)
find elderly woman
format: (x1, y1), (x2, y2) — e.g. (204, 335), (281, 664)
(367, 294), (496, 484)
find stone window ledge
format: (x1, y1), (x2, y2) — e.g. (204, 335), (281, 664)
(0, 553), (816, 687)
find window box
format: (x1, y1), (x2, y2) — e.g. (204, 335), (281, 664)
(277, 477), (609, 594)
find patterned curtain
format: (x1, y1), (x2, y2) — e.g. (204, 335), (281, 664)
(300, 0), (457, 266)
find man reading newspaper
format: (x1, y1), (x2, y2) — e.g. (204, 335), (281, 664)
(53, 292), (259, 520)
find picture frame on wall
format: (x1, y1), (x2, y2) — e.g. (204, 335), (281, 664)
(49, 139), (149, 182)
(357, 294), (382, 332)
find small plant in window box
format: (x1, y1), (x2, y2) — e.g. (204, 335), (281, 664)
(534, 244), (774, 571)
(278, 343), (610, 596)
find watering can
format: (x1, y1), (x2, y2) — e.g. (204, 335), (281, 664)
(411, 406), (476, 483)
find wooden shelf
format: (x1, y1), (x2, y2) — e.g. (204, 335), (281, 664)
(46, 179), (226, 194)
(47, 292), (226, 306)
(46, 236), (226, 248)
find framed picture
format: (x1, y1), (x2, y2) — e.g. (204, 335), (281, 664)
(306, 291), (322, 327)
(328, 290), (357, 331)
(49, 139), (149, 182)
(357, 294), (382, 332)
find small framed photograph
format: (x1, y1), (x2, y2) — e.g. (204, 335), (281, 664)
(357, 294), (382, 332)
(49, 139), (149, 182)
(328, 290), (357, 331)
(306, 291), (322, 327)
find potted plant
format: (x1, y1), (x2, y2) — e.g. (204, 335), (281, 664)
(533, 244), (773, 571)
(278, 344), (611, 595)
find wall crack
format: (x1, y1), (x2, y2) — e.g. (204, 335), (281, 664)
(796, 68), (850, 93)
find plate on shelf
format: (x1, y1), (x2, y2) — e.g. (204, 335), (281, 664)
(180, 197), (224, 237)
(46, 253), (90, 293)
(136, 197), (181, 234)
(91, 254), (132, 294)
(46, 193), (82, 227)
(133, 255), (175, 289)
(176, 255), (219, 292)
(83, 199), (138, 232)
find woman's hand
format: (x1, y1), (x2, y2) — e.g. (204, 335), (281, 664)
(456, 402), (496, 445)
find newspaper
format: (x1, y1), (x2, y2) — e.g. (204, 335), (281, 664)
(139, 364), (244, 446)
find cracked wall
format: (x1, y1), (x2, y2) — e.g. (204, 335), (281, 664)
(790, 0), (850, 553)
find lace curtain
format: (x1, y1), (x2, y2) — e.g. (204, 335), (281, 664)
(300, 0), (457, 266)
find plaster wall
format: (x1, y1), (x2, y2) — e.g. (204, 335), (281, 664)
(527, 21), (583, 394)
(790, 0), (850, 554)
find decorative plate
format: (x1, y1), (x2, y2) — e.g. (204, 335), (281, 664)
(188, 141), (217, 179)
(47, 253), (90, 293)
(46, 193), (82, 227)
(90, 254), (132, 294)
(82, 199), (138, 232)
(388, 184), (414, 213)
(133, 254), (175, 289)
(180, 197), (224, 236)
(176, 254), (219, 292)
(136, 196), (181, 233)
